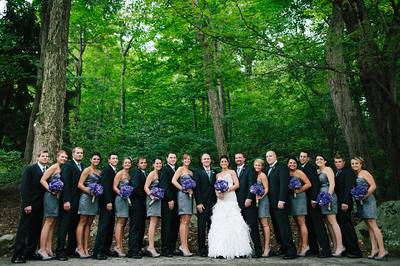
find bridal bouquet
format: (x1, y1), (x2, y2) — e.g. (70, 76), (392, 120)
(89, 183), (104, 203)
(48, 177), (64, 198)
(120, 184), (134, 206)
(149, 187), (165, 206)
(316, 191), (333, 211)
(249, 182), (265, 197)
(288, 177), (302, 198)
(181, 178), (197, 197)
(214, 179), (229, 193)
(351, 184), (368, 205)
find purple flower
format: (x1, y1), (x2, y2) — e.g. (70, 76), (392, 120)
(149, 187), (165, 205)
(316, 191), (333, 210)
(120, 184), (134, 206)
(89, 183), (104, 203)
(249, 182), (265, 197)
(214, 179), (229, 193)
(288, 177), (302, 198)
(48, 178), (64, 193)
(351, 184), (368, 204)
(181, 178), (196, 190)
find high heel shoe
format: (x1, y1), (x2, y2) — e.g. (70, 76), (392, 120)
(332, 248), (346, 257)
(262, 248), (273, 257)
(113, 247), (126, 257)
(37, 250), (52, 261)
(145, 247), (160, 258)
(178, 246), (193, 257)
(374, 250), (389, 261)
(75, 248), (90, 259)
(298, 246), (310, 257)
(368, 251), (379, 259)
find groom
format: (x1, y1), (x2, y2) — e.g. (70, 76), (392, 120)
(234, 153), (262, 258)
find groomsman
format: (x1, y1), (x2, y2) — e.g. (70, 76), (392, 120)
(194, 153), (217, 257)
(160, 152), (179, 257)
(266, 150), (297, 259)
(127, 156), (147, 259)
(92, 153), (118, 260)
(334, 154), (362, 258)
(56, 147), (84, 260)
(234, 153), (262, 258)
(12, 150), (49, 263)
(299, 151), (332, 257)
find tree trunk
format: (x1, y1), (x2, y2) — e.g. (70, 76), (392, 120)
(334, 0), (400, 194)
(31, 0), (71, 163)
(24, 0), (52, 162)
(192, 97), (198, 131)
(327, 4), (373, 167)
(119, 35), (134, 127)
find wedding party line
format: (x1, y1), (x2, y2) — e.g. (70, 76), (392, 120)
(11, 147), (388, 263)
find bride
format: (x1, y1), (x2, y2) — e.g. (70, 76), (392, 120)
(208, 155), (253, 259)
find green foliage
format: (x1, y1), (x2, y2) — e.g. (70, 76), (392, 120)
(0, 149), (25, 185)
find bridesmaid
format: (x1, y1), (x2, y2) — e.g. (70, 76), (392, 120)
(76, 152), (102, 258)
(171, 154), (194, 256)
(113, 157), (132, 257)
(316, 155), (345, 257)
(144, 158), (163, 257)
(351, 156), (387, 260)
(287, 157), (311, 256)
(38, 150), (68, 260)
(253, 159), (271, 257)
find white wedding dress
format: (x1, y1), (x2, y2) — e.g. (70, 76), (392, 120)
(208, 173), (252, 259)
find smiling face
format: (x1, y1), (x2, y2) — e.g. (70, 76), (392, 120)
(266, 151), (276, 165)
(235, 153), (245, 166)
(334, 158), (345, 170)
(288, 159), (298, 171)
(220, 158), (230, 169)
(351, 159), (362, 172)
(123, 158), (132, 170)
(91, 155), (101, 166)
(253, 160), (264, 173)
(108, 155), (118, 167)
(72, 147), (84, 162)
(182, 154), (191, 167)
(154, 159), (163, 171)
(57, 152), (68, 165)
(167, 153), (177, 166)
(299, 152), (309, 165)
(201, 153), (211, 168)
(315, 156), (326, 168)
(137, 158), (147, 170)
(37, 151), (49, 165)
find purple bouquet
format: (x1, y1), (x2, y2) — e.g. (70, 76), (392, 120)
(214, 179), (229, 193)
(120, 184), (134, 206)
(48, 178), (64, 198)
(149, 187), (165, 206)
(89, 183), (104, 203)
(351, 184), (368, 205)
(181, 178), (196, 197)
(249, 182), (265, 197)
(316, 191), (333, 210)
(288, 177), (302, 198)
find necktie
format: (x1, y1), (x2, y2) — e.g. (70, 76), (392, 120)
(42, 166), (47, 173)
(77, 163), (82, 171)
(268, 167), (273, 176)
(336, 170), (342, 177)
(237, 167), (241, 177)
(206, 169), (211, 182)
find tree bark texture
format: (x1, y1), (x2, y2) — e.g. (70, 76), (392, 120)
(31, 0), (72, 163)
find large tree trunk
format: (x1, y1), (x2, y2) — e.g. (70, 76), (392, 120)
(334, 0), (400, 195)
(327, 4), (372, 167)
(119, 35), (134, 127)
(24, 0), (52, 162)
(31, 0), (72, 163)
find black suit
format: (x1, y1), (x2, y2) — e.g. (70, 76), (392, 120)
(301, 162), (331, 256)
(235, 164), (262, 256)
(267, 162), (296, 256)
(13, 163), (45, 260)
(93, 165), (116, 256)
(160, 164), (179, 255)
(335, 167), (361, 256)
(193, 167), (217, 255)
(56, 160), (83, 256)
(128, 168), (147, 256)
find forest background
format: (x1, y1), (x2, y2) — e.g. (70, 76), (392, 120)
(0, 0), (399, 202)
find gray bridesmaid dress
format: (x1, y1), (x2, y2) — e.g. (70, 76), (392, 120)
(43, 173), (61, 218)
(177, 174), (193, 215)
(355, 177), (377, 219)
(115, 177), (130, 218)
(146, 179), (161, 217)
(318, 172), (338, 215)
(289, 176), (307, 216)
(78, 173), (100, 215)
(257, 180), (270, 218)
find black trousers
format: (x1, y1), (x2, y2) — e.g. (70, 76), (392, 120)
(270, 207), (296, 256)
(56, 207), (80, 256)
(161, 200), (179, 255)
(197, 207), (212, 253)
(127, 203), (146, 255)
(337, 209), (362, 256)
(306, 204), (332, 255)
(241, 207), (262, 256)
(93, 205), (115, 255)
(13, 208), (43, 258)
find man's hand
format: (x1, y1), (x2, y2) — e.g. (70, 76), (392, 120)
(311, 200), (317, 208)
(341, 203), (349, 211)
(196, 204), (205, 213)
(168, 200), (174, 210)
(106, 203), (113, 211)
(244, 199), (252, 208)
(277, 201), (285, 209)
(24, 206), (32, 214)
(63, 201), (71, 211)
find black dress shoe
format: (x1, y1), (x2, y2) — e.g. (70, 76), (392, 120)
(93, 253), (107, 260)
(199, 252), (208, 257)
(318, 253), (332, 258)
(56, 254), (68, 261)
(25, 253), (42, 260)
(11, 256), (26, 264)
(127, 253), (143, 259)
(347, 253), (362, 258)
(283, 254), (297, 259)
